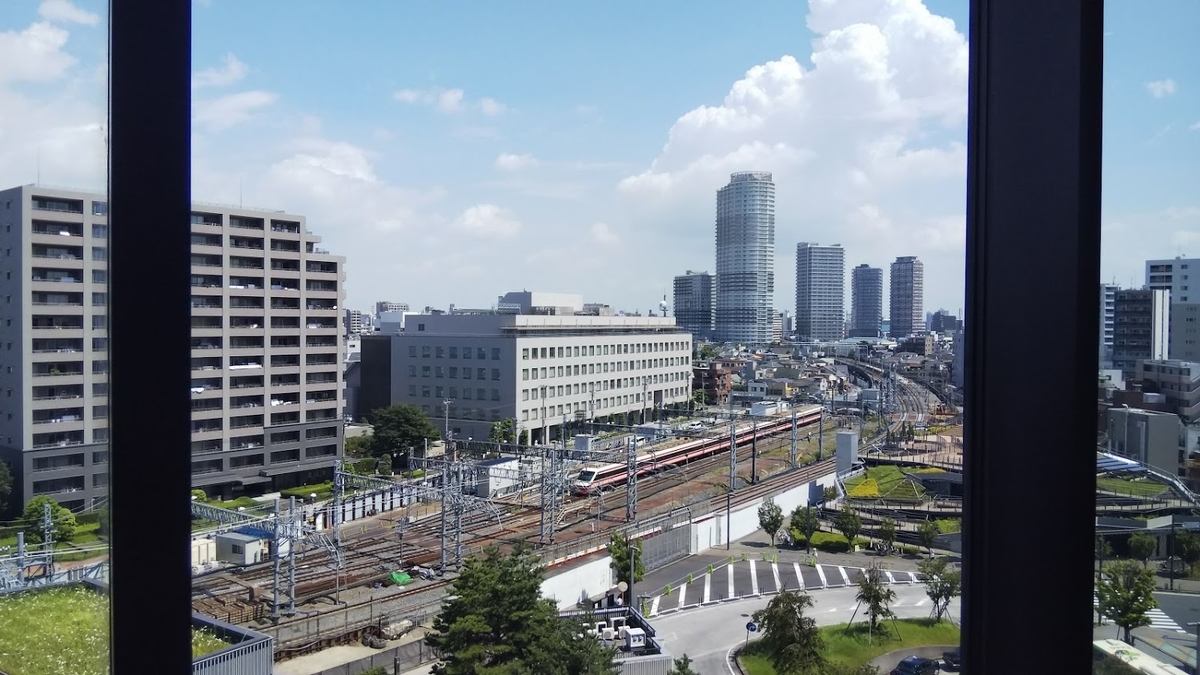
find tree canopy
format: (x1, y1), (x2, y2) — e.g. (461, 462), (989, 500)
(608, 531), (645, 603)
(878, 517), (898, 553)
(489, 419), (517, 443)
(0, 461), (12, 516)
(1127, 532), (1156, 569)
(750, 590), (826, 675)
(916, 520), (939, 555)
(426, 545), (618, 675)
(366, 405), (441, 463)
(854, 563), (896, 642)
(758, 497), (784, 547)
(1095, 559), (1158, 644)
(667, 654), (699, 675)
(916, 556), (961, 622)
(21, 496), (77, 544)
(833, 506), (862, 548)
(791, 505), (819, 554)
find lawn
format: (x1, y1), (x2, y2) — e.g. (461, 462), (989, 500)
(740, 618), (961, 674)
(844, 466), (927, 501)
(0, 585), (230, 675)
(1097, 476), (1168, 498)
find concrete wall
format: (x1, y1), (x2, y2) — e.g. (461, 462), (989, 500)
(541, 554), (613, 610)
(690, 472), (837, 549)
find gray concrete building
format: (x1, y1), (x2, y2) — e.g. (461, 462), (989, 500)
(375, 301), (409, 315)
(1146, 257), (1200, 364)
(383, 313), (692, 444)
(1112, 288), (1169, 378)
(1137, 359), (1200, 423)
(715, 171), (775, 346)
(1100, 283), (1117, 369)
(344, 308), (367, 337)
(889, 256), (924, 338)
(849, 264), (883, 338)
(0, 185), (346, 510)
(1108, 407), (1184, 476)
(794, 243), (845, 342)
(673, 271), (714, 341)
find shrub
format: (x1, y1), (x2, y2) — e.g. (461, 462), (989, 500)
(848, 478), (881, 499)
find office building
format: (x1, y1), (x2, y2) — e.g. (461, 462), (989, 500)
(0, 185), (345, 509)
(1146, 258), (1200, 363)
(376, 301), (409, 315)
(849, 264), (884, 338)
(1136, 359), (1200, 423)
(369, 309), (692, 444)
(714, 171), (775, 345)
(673, 271), (715, 341)
(1100, 283), (1117, 369)
(929, 309), (961, 334)
(889, 256), (925, 338)
(794, 243), (845, 342)
(1112, 288), (1169, 378)
(344, 308), (368, 337)
(1171, 302), (1200, 363)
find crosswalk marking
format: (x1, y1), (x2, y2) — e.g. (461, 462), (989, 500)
(1096, 596), (1188, 634)
(678, 582), (686, 609)
(793, 562), (805, 590)
(916, 598), (929, 606)
(703, 572), (712, 603)
(885, 570), (896, 584)
(816, 564), (828, 588)
(749, 560), (759, 595)
(772, 562), (782, 592)
(727, 562), (734, 598)
(838, 566), (851, 586)
(650, 595), (660, 616)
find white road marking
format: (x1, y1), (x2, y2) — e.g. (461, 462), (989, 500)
(650, 594), (661, 616)
(838, 566), (851, 586)
(704, 572), (712, 604)
(793, 562), (805, 590)
(816, 564), (828, 589)
(771, 562), (782, 592)
(679, 582), (687, 609)
(750, 560), (759, 596)
(728, 562), (735, 598)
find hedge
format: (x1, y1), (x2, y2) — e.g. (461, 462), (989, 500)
(281, 482), (334, 500)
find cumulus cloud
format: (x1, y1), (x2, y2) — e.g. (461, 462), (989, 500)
(193, 54), (247, 88)
(193, 90), (278, 131)
(617, 0), (971, 311)
(0, 22), (77, 84)
(590, 222), (619, 245)
(452, 204), (521, 238)
(494, 153), (539, 171)
(38, 0), (99, 25)
(1145, 79), (1176, 98)
(393, 87), (504, 117)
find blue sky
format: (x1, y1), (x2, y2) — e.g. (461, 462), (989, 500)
(1, 0), (1197, 315)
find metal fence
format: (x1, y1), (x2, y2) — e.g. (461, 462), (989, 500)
(539, 508), (693, 571)
(192, 613), (274, 675)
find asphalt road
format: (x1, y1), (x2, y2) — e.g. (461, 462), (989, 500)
(652, 584), (959, 675)
(1152, 591), (1200, 634)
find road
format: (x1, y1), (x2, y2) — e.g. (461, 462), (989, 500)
(1149, 591), (1200, 635)
(652, 584), (958, 675)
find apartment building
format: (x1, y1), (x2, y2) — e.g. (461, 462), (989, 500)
(889, 256), (925, 338)
(0, 185), (346, 510)
(1100, 283), (1117, 369)
(343, 308), (368, 337)
(715, 171), (775, 345)
(1137, 359), (1200, 423)
(849, 264), (883, 338)
(1112, 288), (1169, 378)
(378, 312), (692, 443)
(673, 270), (715, 341)
(794, 243), (845, 342)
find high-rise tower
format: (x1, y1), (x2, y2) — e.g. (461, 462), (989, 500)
(889, 256), (924, 338)
(794, 243), (845, 341)
(850, 264), (884, 338)
(714, 171), (775, 345)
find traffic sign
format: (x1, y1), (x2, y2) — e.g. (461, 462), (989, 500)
(746, 622), (758, 633)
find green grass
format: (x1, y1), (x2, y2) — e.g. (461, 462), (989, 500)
(790, 529), (857, 554)
(935, 518), (961, 534)
(741, 618), (961, 673)
(0, 586), (230, 674)
(1097, 476), (1167, 498)
(844, 466), (926, 501)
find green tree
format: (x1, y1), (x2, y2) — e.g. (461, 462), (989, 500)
(1174, 530), (1200, 574)
(758, 497), (784, 548)
(854, 563), (896, 643)
(1096, 535), (1114, 560)
(878, 517), (898, 554)
(691, 389), (707, 406)
(489, 419), (516, 443)
(0, 461), (12, 516)
(750, 589), (826, 675)
(822, 485), (838, 502)
(343, 434), (372, 457)
(519, 428), (530, 445)
(667, 654), (699, 675)
(833, 506), (862, 550)
(21, 496), (77, 544)
(426, 545), (618, 675)
(790, 506), (819, 554)
(697, 344), (720, 360)
(608, 531), (644, 602)
(917, 520), (939, 556)
(1095, 559), (1158, 644)
(1127, 532), (1157, 569)
(916, 556), (961, 622)
(366, 405), (441, 467)
(190, 489), (208, 502)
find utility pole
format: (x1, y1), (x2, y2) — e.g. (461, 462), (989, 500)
(439, 461), (449, 575)
(333, 459), (344, 603)
(272, 497), (281, 622)
(590, 383), (596, 435)
(789, 409), (798, 468)
(727, 406), (736, 550)
(442, 398), (454, 461)
(817, 407), (825, 461)
(42, 504), (54, 578)
(626, 435), (638, 522)
(642, 380), (648, 424)
(288, 495), (297, 616)
(751, 420), (758, 484)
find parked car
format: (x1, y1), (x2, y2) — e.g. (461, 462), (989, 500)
(892, 656), (941, 675)
(942, 647), (961, 671)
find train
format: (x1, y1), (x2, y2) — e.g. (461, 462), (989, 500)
(571, 404), (824, 495)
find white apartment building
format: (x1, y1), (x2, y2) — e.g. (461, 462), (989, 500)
(0, 184), (346, 509)
(386, 313), (693, 443)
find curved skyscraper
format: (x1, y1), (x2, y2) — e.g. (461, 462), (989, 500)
(715, 171), (775, 345)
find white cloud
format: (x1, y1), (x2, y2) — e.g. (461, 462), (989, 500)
(0, 22), (76, 84)
(1145, 79), (1177, 98)
(616, 0), (971, 312)
(494, 153), (539, 171)
(590, 222), (619, 245)
(38, 0), (99, 26)
(193, 90), (278, 131)
(193, 54), (247, 89)
(451, 204), (521, 238)
(393, 87), (505, 117)
(480, 97), (507, 116)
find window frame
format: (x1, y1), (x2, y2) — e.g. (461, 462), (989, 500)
(961, 0), (1102, 671)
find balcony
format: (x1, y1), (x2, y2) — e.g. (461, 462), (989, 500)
(32, 339), (84, 354)
(271, 412), (300, 425)
(229, 216), (264, 231)
(33, 362), (84, 378)
(32, 385), (84, 402)
(30, 271), (83, 287)
(229, 236), (264, 251)
(32, 408), (85, 425)
(270, 259), (301, 273)
(191, 357), (222, 372)
(229, 338), (264, 351)
(32, 430), (86, 449)
(270, 220), (301, 234)
(32, 476), (86, 496)
(190, 212), (222, 229)
(32, 197), (83, 214)
(229, 256), (264, 271)
(269, 278), (301, 292)
(229, 415), (264, 430)
(190, 274), (222, 289)
(229, 317), (264, 331)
